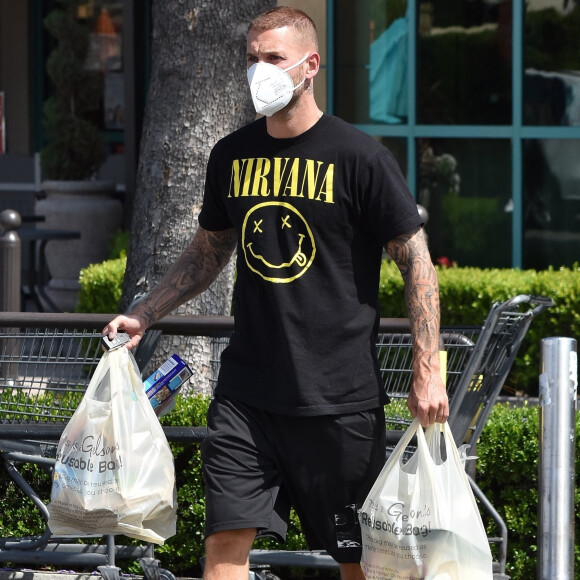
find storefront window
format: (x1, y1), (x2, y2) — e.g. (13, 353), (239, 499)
(77, 1), (124, 142)
(523, 2), (580, 126)
(523, 139), (580, 269)
(334, 0), (408, 124)
(418, 138), (512, 268)
(331, 1), (580, 269)
(417, 1), (512, 125)
(379, 137), (408, 177)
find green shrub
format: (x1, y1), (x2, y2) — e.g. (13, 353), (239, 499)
(379, 260), (580, 395)
(75, 229), (129, 314)
(77, 252), (578, 388)
(41, 1), (106, 180)
(0, 461), (50, 539)
(154, 394), (211, 574)
(476, 403), (580, 580)
(76, 255), (126, 314)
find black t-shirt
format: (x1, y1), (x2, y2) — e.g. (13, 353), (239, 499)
(199, 114), (422, 416)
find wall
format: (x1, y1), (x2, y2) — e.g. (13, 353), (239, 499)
(0, 0), (31, 155)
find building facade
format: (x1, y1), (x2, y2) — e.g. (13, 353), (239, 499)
(1, 0), (578, 270)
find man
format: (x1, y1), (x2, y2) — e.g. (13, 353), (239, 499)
(103, 7), (448, 580)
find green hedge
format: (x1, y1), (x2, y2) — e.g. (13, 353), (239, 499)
(1, 397), (578, 579)
(78, 257), (579, 396)
(76, 255), (126, 314)
(379, 260), (580, 395)
(78, 257), (579, 395)
(477, 403), (580, 580)
(76, 229), (128, 314)
(154, 395), (210, 572)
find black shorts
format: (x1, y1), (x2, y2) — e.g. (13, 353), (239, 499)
(201, 395), (386, 564)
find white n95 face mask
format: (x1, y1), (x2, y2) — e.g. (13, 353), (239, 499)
(247, 54), (309, 117)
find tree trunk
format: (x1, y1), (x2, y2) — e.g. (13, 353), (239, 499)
(122, 0), (275, 395)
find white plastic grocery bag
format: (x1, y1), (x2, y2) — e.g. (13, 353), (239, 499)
(359, 418), (493, 580)
(47, 347), (177, 544)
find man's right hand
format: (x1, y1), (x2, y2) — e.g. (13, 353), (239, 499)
(102, 315), (147, 350)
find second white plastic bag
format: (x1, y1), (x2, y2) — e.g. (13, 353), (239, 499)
(359, 418), (493, 580)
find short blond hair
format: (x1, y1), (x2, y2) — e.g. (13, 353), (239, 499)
(249, 6), (318, 51)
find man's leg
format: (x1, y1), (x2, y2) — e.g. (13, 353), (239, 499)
(339, 563), (366, 580)
(203, 528), (257, 580)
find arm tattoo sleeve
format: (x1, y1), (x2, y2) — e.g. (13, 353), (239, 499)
(386, 228), (441, 369)
(135, 227), (237, 326)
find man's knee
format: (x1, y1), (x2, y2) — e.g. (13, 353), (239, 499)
(205, 528), (257, 564)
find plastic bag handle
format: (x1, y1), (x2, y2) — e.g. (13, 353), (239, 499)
(82, 349), (113, 400)
(415, 422), (436, 475)
(388, 417), (422, 465)
(389, 419), (469, 475)
(423, 422), (472, 482)
(108, 347), (140, 394)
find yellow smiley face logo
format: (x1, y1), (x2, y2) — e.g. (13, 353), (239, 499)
(242, 202), (316, 283)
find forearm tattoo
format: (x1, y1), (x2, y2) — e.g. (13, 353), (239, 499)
(386, 228), (441, 367)
(136, 228), (237, 326)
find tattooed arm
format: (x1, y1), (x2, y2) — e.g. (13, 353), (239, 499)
(385, 227), (448, 426)
(103, 226), (237, 350)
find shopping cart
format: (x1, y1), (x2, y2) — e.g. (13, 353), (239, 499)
(0, 294), (552, 580)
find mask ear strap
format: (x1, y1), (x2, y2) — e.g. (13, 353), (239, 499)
(285, 54), (310, 93)
(293, 77), (306, 91)
(283, 53), (310, 72)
